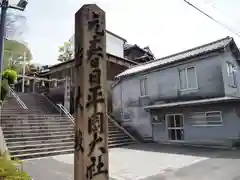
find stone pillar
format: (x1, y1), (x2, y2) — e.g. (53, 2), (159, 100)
(64, 76), (71, 112)
(74, 4), (108, 180)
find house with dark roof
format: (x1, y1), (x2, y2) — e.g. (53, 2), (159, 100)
(112, 36), (240, 147)
(124, 44), (155, 63)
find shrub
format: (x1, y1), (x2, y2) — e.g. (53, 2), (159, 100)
(0, 69), (18, 102)
(2, 69), (18, 85)
(0, 154), (32, 180)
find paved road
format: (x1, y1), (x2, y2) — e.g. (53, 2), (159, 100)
(142, 149), (240, 180)
(22, 144), (240, 180)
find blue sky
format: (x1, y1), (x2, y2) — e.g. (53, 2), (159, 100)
(22, 0), (240, 65)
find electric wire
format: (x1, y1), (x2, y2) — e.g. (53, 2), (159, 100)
(183, 0), (240, 38)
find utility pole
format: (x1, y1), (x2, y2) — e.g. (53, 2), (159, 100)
(22, 52), (26, 93)
(0, 0), (28, 96)
(0, 0), (8, 78)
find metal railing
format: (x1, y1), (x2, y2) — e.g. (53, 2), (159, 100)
(57, 103), (74, 123)
(8, 87), (28, 109)
(40, 93), (61, 112)
(106, 113), (139, 143)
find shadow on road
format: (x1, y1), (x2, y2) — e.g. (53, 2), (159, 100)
(121, 143), (240, 159)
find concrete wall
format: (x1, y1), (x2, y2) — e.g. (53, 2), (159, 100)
(112, 52), (228, 138)
(221, 51), (240, 97)
(70, 31), (125, 59)
(151, 103), (240, 146)
(106, 32), (125, 58)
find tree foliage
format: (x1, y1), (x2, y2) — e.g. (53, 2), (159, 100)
(5, 11), (27, 41)
(57, 40), (73, 62)
(2, 68), (18, 85)
(0, 68), (18, 101)
(0, 155), (31, 180)
(4, 39), (32, 73)
(1, 9), (31, 72)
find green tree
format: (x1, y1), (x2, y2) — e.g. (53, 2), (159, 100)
(25, 63), (41, 74)
(4, 39), (32, 73)
(1, 9), (30, 72)
(0, 68), (18, 101)
(58, 40), (73, 62)
(5, 11), (27, 40)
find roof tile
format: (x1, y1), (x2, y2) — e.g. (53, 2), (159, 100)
(117, 36), (233, 78)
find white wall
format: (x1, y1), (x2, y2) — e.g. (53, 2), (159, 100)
(70, 31), (125, 58)
(106, 32), (124, 58)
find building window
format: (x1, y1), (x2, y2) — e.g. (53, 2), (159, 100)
(179, 67), (197, 90)
(191, 111), (222, 126)
(152, 115), (165, 124)
(226, 62), (237, 87)
(140, 78), (147, 96)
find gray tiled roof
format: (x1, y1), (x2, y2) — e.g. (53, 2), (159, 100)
(116, 36), (233, 78)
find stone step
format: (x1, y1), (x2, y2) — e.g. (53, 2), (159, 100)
(108, 123), (120, 128)
(108, 132), (129, 138)
(108, 126), (121, 130)
(4, 131), (130, 141)
(10, 144), (73, 156)
(7, 138), (134, 152)
(108, 129), (125, 134)
(3, 128), (74, 134)
(11, 141), (136, 160)
(5, 134), (74, 142)
(109, 141), (136, 148)
(2, 121), (73, 127)
(4, 130), (74, 138)
(3, 124), (74, 130)
(108, 135), (131, 141)
(8, 141), (73, 151)
(1, 109), (47, 111)
(1, 114), (64, 117)
(6, 134), (133, 146)
(11, 149), (74, 160)
(0, 119), (71, 124)
(109, 138), (135, 145)
(7, 137), (73, 146)
(1, 113), (60, 116)
(1, 116), (70, 120)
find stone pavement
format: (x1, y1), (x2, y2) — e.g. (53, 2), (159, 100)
(141, 149), (240, 180)
(22, 143), (235, 180)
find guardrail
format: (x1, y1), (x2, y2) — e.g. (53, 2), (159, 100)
(40, 93), (61, 112)
(8, 87), (28, 109)
(106, 113), (139, 143)
(57, 104), (74, 123)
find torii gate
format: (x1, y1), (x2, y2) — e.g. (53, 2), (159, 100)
(74, 4), (109, 180)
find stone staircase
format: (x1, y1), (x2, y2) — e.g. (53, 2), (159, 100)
(15, 92), (59, 114)
(1, 92), (137, 160)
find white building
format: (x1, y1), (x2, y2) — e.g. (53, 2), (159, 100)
(69, 30), (126, 59)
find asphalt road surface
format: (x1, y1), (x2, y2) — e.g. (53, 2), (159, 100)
(23, 144), (240, 180)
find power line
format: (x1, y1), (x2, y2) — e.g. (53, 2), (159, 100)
(209, 3), (240, 25)
(183, 0), (240, 38)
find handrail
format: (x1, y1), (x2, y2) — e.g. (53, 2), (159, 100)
(106, 113), (140, 143)
(8, 87), (28, 109)
(57, 104), (74, 123)
(40, 93), (61, 112)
